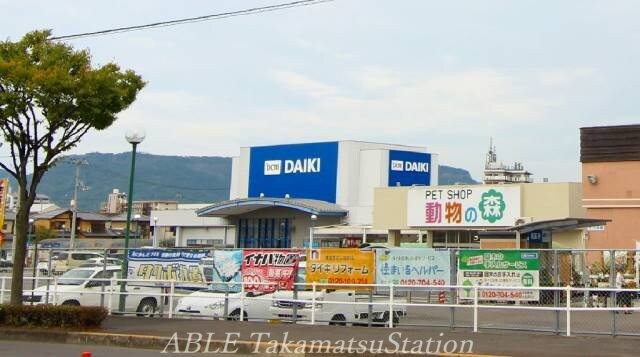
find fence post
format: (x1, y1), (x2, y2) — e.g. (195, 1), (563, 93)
(240, 282), (245, 322)
(45, 249), (52, 304)
(388, 283), (394, 328)
(566, 285), (571, 337)
(224, 287), (229, 319)
(609, 249), (616, 336)
(553, 250), (560, 334)
(100, 249), (107, 308)
(108, 276), (116, 315)
(473, 285), (479, 333)
(292, 283), (298, 324)
(368, 289), (373, 327)
(311, 282), (317, 325)
(52, 276), (58, 305)
(0, 277), (5, 303)
(168, 280), (175, 319)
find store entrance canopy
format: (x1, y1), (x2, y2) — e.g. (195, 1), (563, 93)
(196, 197), (348, 218)
(507, 218), (610, 234)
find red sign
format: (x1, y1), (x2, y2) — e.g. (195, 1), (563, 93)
(241, 250), (301, 292)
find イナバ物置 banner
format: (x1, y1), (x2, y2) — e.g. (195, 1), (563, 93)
(241, 249), (301, 292)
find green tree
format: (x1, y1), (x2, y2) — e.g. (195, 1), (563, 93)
(0, 30), (145, 305)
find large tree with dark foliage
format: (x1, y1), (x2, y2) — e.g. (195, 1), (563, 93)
(0, 30), (145, 305)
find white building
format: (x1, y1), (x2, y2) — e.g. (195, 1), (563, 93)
(483, 139), (532, 184)
(199, 141), (438, 248)
(151, 208), (235, 248)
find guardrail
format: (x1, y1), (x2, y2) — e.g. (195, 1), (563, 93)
(1, 276), (639, 336)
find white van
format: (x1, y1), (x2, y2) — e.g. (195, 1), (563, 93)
(52, 251), (104, 274)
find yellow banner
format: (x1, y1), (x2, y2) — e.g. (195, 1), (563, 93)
(306, 248), (375, 289)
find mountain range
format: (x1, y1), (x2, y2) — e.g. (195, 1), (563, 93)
(4, 152), (477, 211)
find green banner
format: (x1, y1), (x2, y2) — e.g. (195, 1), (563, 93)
(458, 250), (540, 271)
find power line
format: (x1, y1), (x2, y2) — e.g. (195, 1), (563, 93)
(51, 0), (334, 40)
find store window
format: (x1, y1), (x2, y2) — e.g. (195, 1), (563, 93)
(238, 218), (290, 248)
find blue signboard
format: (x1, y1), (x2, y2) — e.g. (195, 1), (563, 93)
(375, 248), (450, 291)
(388, 150), (431, 187)
(248, 142), (339, 203)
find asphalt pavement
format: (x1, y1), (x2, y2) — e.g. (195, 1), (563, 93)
(95, 316), (638, 356)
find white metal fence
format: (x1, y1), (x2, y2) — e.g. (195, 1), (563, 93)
(2, 275), (639, 337)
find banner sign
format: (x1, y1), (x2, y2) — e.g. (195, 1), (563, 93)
(210, 250), (243, 292)
(127, 249), (208, 288)
(241, 249), (301, 292)
(306, 248), (374, 288)
(407, 186), (521, 227)
(458, 250), (540, 301)
(375, 248), (450, 290)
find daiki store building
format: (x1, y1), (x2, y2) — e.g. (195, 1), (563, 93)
(197, 141), (438, 249)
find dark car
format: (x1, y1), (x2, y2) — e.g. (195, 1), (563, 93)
(0, 259), (13, 268)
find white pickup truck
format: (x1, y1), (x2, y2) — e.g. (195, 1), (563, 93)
(270, 289), (406, 326)
(23, 266), (163, 317)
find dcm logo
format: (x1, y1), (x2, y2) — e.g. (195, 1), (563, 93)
(264, 158), (321, 175)
(390, 160), (429, 172)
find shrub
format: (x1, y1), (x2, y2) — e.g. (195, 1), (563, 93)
(0, 304), (108, 328)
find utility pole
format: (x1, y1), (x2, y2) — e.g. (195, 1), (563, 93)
(69, 159), (88, 250)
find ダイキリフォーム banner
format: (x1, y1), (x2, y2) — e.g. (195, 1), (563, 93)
(306, 248), (374, 289)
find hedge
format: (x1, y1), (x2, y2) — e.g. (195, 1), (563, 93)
(0, 304), (108, 328)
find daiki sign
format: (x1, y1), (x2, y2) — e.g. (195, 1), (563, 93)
(241, 250), (301, 292)
(388, 150), (432, 187)
(249, 142), (339, 202)
(407, 186), (521, 227)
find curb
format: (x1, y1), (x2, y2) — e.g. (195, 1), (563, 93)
(0, 328), (505, 356)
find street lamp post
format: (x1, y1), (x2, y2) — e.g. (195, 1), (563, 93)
(118, 129), (145, 312)
(308, 214), (318, 249)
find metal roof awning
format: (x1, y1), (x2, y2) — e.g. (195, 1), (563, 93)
(508, 218), (610, 234)
(197, 197), (348, 217)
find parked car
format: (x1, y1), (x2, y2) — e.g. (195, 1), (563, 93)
(23, 265), (162, 317)
(270, 289), (405, 326)
(175, 289), (275, 321)
(0, 258), (12, 268)
(51, 251), (104, 274)
(78, 257), (122, 268)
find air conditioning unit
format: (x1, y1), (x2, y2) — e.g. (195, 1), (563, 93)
(514, 217), (534, 226)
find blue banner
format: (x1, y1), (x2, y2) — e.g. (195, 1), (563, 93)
(375, 248), (450, 290)
(210, 250), (242, 292)
(127, 249), (209, 288)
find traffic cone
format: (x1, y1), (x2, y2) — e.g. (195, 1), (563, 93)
(81, 352), (92, 357)
(439, 290), (446, 304)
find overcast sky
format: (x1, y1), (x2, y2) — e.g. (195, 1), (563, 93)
(3, 0), (639, 182)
